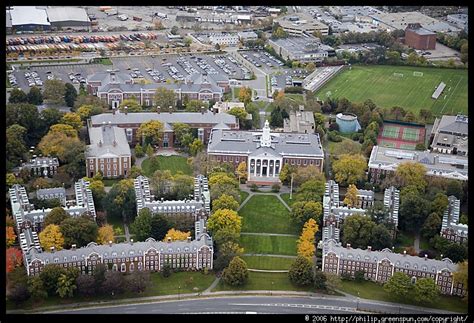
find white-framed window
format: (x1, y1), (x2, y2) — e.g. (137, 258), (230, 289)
(121, 263), (126, 272)
(129, 263), (134, 272)
(90, 164), (94, 170)
(124, 163), (128, 169)
(113, 264), (118, 271)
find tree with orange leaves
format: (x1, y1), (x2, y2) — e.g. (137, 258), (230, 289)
(6, 226), (17, 247)
(6, 247), (23, 273)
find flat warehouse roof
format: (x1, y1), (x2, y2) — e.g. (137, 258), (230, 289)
(9, 6), (50, 26)
(46, 7), (90, 23)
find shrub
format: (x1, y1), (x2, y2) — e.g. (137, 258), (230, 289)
(328, 131), (342, 142)
(161, 264), (172, 278)
(271, 183), (281, 192)
(354, 270), (366, 282)
(249, 183), (259, 192)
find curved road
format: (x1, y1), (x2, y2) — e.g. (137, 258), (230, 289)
(45, 295), (456, 315)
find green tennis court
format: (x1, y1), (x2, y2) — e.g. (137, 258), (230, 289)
(379, 140), (396, 148)
(382, 126), (401, 139)
(402, 128), (421, 141)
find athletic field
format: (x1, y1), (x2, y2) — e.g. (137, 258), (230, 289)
(315, 65), (467, 115)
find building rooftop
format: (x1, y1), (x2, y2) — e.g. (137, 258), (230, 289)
(208, 121), (324, 158)
(283, 109), (315, 133)
(368, 146), (468, 181)
(36, 187), (66, 197)
(90, 111), (237, 128)
(86, 125), (131, 158)
(270, 37), (329, 56)
(276, 12), (328, 32)
(46, 7), (90, 23)
(323, 239), (459, 272)
(87, 72), (132, 85)
(371, 11), (460, 33)
(9, 6), (50, 26)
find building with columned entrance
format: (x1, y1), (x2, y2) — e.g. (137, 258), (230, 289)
(207, 120), (324, 184)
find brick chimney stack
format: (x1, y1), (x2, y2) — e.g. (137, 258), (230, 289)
(157, 106), (161, 114)
(201, 106), (205, 114)
(169, 106), (173, 114)
(167, 237), (171, 243)
(346, 243), (351, 249)
(72, 244), (76, 250)
(50, 246), (55, 253)
(367, 246), (372, 252)
(130, 239), (134, 245)
(124, 106), (128, 115)
(109, 240), (113, 247)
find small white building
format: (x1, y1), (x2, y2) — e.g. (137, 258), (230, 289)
(238, 31), (258, 42)
(212, 101), (245, 114)
(209, 33), (240, 46)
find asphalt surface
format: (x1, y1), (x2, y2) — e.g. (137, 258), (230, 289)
(47, 295), (454, 315)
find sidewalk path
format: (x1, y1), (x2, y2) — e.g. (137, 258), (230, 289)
(202, 277), (221, 295)
(414, 232), (421, 253)
(124, 224), (131, 243)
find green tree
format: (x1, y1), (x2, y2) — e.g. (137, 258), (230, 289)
(228, 107), (248, 128)
(291, 201), (323, 227)
(134, 144), (145, 158)
(44, 207), (69, 226)
(41, 107), (64, 129)
(421, 213), (442, 240)
(279, 163), (295, 185)
(56, 273), (77, 298)
(146, 144), (154, 158)
(399, 192), (431, 232)
(288, 256), (313, 286)
(370, 224), (392, 250)
(137, 120), (164, 146)
(119, 98), (142, 112)
(126, 271), (151, 293)
(27, 276), (48, 300)
(171, 173), (194, 200)
(189, 139), (204, 156)
(453, 261), (468, 300)
(394, 162), (427, 192)
(222, 256), (248, 286)
(39, 264), (67, 296)
(444, 243), (468, 263)
(431, 193), (449, 215)
(151, 214), (171, 241)
(341, 214), (376, 249)
(60, 216), (99, 248)
(131, 208), (153, 241)
(446, 180), (463, 200)
(212, 194), (239, 211)
(6, 124), (28, 167)
(185, 99), (207, 112)
(154, 87), (176, 111)
(313, 270), (327, 290)
(172, 123), (192, 146)
(332, 154), (367, 186)
(272, 26), (288, 39)
(43, 79), (66, 106)
(383, 272), (412, 299)
(293, 166), (325, 188)
(64, 83), (78, 107)
(414, 278), (439, 303)
(102, 179), (137, 224)
(9, 88), (28, 103)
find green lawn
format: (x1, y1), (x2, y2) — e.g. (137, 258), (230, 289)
(339, 279), (467, 313)
(141, 156), (192, 177)
(7, 271), (216, 311)
(328, 137), (362, 158)
(239, 190), (249, 204)
(94, 57), (113, 65)
(242, 255), (294, 270)
(280, 193), (295, 207)
(240, 235), (297, 255)
(315, 65), (468, 116)
(239, 195), (298, 234)
(103, 178), (121, 187)
(214, 271), (313, 292)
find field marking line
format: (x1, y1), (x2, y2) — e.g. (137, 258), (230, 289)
(440, 75), (462, 114)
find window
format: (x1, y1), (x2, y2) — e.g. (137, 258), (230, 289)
(121, 263), (126, 272)
(130, 263), (135, 272)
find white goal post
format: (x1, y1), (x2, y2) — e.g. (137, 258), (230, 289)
(413, 72), (424, 77)
(393, 73), (404, 77)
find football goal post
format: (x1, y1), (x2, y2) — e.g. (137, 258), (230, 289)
(393, 73), (404, 77)
(413, 71), (424, 77)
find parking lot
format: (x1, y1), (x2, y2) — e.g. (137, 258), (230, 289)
(240, 50), (285, 73)
(12, 52), (252, 92)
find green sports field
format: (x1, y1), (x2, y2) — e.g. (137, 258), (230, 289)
(315, 65), (467, 115)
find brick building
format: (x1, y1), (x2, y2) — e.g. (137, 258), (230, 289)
(207, 120), (324, 184)
(86, 124), (132, 178)
(89, 111), (238, 147)
(322, 239), (466, 296)
(405, 23), (436, 50)
(19, 156), (59, 178)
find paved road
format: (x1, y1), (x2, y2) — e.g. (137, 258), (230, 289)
(48, 295), (456, 315)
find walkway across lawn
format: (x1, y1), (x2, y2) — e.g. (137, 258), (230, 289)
(141, 155), (192, 177)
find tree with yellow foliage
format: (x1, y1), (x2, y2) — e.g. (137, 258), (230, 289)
(96, 225), (115, 245)
(238, 87), (252, 105)
(137, 120), (164, 146)
(343, 184), (359, 208)
(297, 218), (319, 260)
(39, 224), (64, 251)
(163, 229), (191, 242)
(60, 112), (83, 131)
(6, 226), (17, 247)
(236, 161), (247, 182)
(453, 260), (468, 301)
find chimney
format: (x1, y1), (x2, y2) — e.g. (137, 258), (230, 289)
(157, 106), (161, 114)
(187, 237), (191, 243)
(201, 106), (205, 114)
(130, 239), (134, 245)
(50, 246), (55, 253)
(167, 237), (171, 243)
(108, 121), (112, 128)
(98, 140), (102, 147)
(367, 246), (372, 252)
(346, 243), (351, 249)
(72, 244), (76, 250)
(109, 240), (113, 247)
(403, 250), (407, 256)
(113, 140), (117, 147)
(424, 254), (428, 260)
(169, 106), (173, 114)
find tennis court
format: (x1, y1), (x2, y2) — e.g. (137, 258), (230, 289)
(402, 128), (421, 142)
(400, 143), (416, 150)
(379, 140), (397, 148)
(382, 125), (401, 139)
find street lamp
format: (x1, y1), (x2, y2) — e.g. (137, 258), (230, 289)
(178, 285), (181, 300)
(356, 291), (360, 311)
(271, 281), (274, 296)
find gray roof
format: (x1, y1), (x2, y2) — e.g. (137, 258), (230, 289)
(368, 146), (468, 181)
(441, 196), (468, 238)
(207, 128), (324, 158)
(36, 187), (66, 196)
(270, 37), (330, 56)
(9, 6), (50, 26)
(86, 126), (131, 158)
(90, 111), (237, 128)
(22, 156), (59, 168)
(433, 115), (468, 136)
(46, 7), (90, 23)
(323, 239), (459, 273)
(407, 26), (436, 36)
(284, 110), (315, 133)
(357, 189), (374, 198)
(25, 235), (212, 266)
(6, 11), (12, 28)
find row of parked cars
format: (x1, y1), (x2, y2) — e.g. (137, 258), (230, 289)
(6, 33), (158, 46)
(24, 71), (43, 87)
(145, 68), (166, 83)
(7, 70), (17, 87)
(68, 72), (86, 84)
